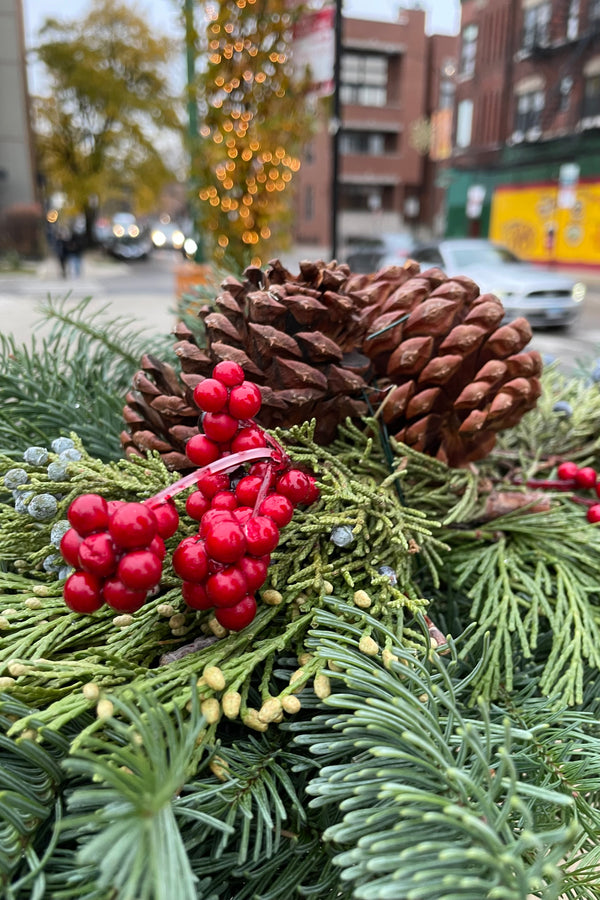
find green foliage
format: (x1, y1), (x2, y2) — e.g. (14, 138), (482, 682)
(0, 297), (174, 460)
(193, 0), (314, 267)
(33, 0), (181, 225)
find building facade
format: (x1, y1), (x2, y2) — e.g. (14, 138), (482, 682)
(0, 0), (36, 215)
(448, 0), (600, 266)
(292, 10), (458, 252)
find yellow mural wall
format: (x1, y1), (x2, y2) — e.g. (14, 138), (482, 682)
(489, 181), (600, 267)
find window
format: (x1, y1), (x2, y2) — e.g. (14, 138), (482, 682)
(522, 2), (551, 50)
(591, 0), (600, 24)
(567, 0), (579, 39)
(455, 99), (473, 148)
(339, 131), (396, 155)
(340, 53), (388, 107)
(459, 24), (478, 76)
(339, 184), (394, 212)
(515, 89), (545, 133)
(583, 74), (600, 117)
(560, 76), (573, 112)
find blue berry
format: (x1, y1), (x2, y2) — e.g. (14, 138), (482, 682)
(14, 490), (34, 514)
(47, 462), (69, 482)
(28, 493), (58, 521)
(51, 437), (75, 454)
(43, 554), (62, 573)
(378, 565), (397, 586)
(23, 446), (49, 466)
(330, 525), (354, 548)
(58, 565), (73, 580)
(59, 448), (82, 462)
(50, 519), (71, 547)
(4, 468), (29, 490)
(553, 401), (573, 418)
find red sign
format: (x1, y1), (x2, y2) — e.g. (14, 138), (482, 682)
(293, 6), (335, 97)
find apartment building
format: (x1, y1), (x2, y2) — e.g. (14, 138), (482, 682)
(292, 9), (458, 250)
(449, 0), (600, 265)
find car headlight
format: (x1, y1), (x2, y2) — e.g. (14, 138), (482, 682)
(152, 229), (166, 247)
(172, 230), (185, 249)
(572, 282), (586, 303)
(490, 288), (514, 301)
(183, 237), (198, 257)
(112, 225), (125, 238)
(128, 225), (140, 238)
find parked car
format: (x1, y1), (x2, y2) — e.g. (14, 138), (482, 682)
(104, 212), (153, 261)
(409, 238), (586, 328)
(150, 218), (186, 251)
(344, 232), (415, 273)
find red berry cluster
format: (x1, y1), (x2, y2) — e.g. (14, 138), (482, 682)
(557, 461), (600, 523)
(60, 495), (179, 614)
(174, 361), (318, 631)
(59, 361), (319, 632)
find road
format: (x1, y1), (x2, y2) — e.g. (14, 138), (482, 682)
(1, 250), (600, 376)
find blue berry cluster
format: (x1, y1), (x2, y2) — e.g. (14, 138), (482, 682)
(3, 437), (82, 523)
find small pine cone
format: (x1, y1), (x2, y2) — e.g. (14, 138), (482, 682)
(121, 258), (543, 469)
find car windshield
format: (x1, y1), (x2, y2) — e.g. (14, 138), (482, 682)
(451, 244), (522, 268)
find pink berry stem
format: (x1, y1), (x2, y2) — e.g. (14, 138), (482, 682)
(513, 478), (576, 491)
(145, 448), (283, 509)
(252, 463), (276, 516)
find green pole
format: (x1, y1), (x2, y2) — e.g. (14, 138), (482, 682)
(184, 0), (205, 263)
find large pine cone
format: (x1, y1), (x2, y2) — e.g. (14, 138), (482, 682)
(121, 258), (542, 469)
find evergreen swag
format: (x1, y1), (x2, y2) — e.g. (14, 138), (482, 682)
(2, 296), (600, 898)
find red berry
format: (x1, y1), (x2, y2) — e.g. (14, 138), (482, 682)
(211, 491), (238, 511)
(575, 467), (597, 490)
(235, 475), (263, 507)
(557, 461), (579, 481)
(182, 581), (212, 610)
(149, 535), (166, 560)
(232, 506), (253, 524)
(109, 502), (157, 550)
(107, 500), (125, 516)
(199, 509), (235, 537)
(152, 501), (180, 539)
(202, 411), (239, 443)
(172, 537), (209, 582)
(212, 360), (245, 387)
(67, 494), (109, 535)
(206, 565), (248, 607)
(588, 504), (600, 523)
(78, 532), (118, 578)
(228, 381), (262, 419)
(196, 471), (230, 499)
(243, 516), (280, 556)
(258, 493), (294, 527)
(60, 528), (84, 568)
(231, 427), (267, 453)
(277, 470), (311, 504)
(205, 520), (246, 564)
(304, 476), (320, 505)
(185, 434), (220, 467)
(249, 462), (278, 489)
(102, 577), (147, 613)
(117, 550), (162, 591)
(215, 594), (257, 631)
(186, 489), (211, 521)
(238, 554), (269, 592)
(63, 571), (104, 613)
(193, 378), (229, 413)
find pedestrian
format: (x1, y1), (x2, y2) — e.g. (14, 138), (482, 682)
(54, 224), (70, 278)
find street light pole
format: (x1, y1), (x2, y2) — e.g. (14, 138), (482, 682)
(184, 0), (205, 263)
(330, 0), (343, 261)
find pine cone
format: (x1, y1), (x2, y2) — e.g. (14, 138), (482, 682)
(122, 258), (542, 469)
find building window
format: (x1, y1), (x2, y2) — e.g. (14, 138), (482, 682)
(455, 99), (473, 148)
(522, 2), (551, 50)
(591, 0), (600, 24)
(560, 75), (573, 111)
(304, 186), (314, 221)
(583, 74), (600, 117)
(340, 53), (388, 107)
(339, 184), (394, 212)
(339, 130), (396, 155)
(459, 24), (478, 76)
(515, 89), (545, 133)
(567, 0), (580, 39)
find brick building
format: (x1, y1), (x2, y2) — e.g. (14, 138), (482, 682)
(448, 0), (600, 266)
(292, 10), (458, 252)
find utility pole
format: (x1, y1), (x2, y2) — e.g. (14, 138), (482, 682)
(184, 0), (205, 263)
(330, 0), (343, 261)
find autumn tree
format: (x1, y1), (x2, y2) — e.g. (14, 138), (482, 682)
(193, 0), (313, 269)
(33, 0), (182, 243)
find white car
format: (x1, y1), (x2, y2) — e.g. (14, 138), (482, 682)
(410, 239), (585, 328)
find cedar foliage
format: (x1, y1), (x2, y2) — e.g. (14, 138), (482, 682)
(2, 301), (600, 898)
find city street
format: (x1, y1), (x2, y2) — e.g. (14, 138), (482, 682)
(1, 250), (600, 376)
